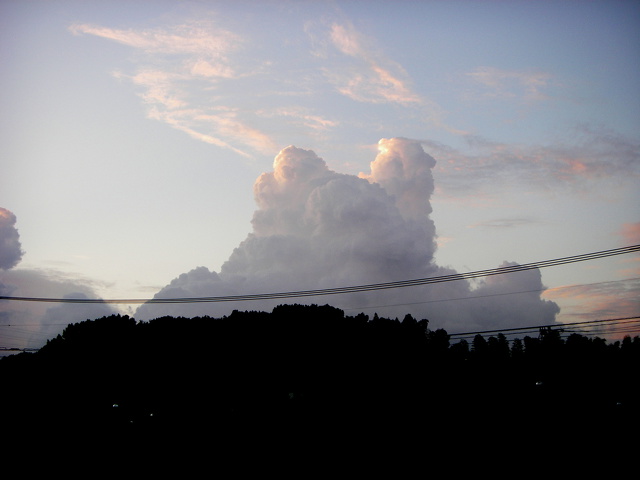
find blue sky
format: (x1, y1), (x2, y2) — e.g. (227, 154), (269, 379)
(1, 0), (638, 349)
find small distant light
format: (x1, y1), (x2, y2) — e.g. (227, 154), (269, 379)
(112, 403), (119, 408)
(535, 381), (543, 386)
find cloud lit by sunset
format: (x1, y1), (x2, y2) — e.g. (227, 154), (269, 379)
(1, 1), (638, 351)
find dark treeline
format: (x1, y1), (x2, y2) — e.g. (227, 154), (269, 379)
(2, 304), (639, 451)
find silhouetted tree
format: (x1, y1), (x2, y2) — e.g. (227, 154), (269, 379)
(472, 334), (488, 358)
(449, 339), (469, 361)
(511, 338), (524, 360)
(2, 304), (638, 446)
(426, 328), (450, 357)
(487, 333), (510, 362)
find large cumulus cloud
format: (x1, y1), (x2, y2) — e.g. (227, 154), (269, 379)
(136, 138), (560, 333)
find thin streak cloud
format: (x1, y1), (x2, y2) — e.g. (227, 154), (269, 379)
(325, 22), (423, 106)
(429, 128), (640, 197)
(620, 222), (640, 245)
(69, 21), (242, 59)
(544, 278), (640, 326)
(466, 66), (553, 101)
(71, 19), (276, 158)
(257, 107), (339, 133)
(468, 218), (540, 229)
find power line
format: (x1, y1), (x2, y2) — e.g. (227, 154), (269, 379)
(341, 277), (640, 312)
(448, 316), (640, 339)
(2, 277), (636, 353)
(561, 319), (640, 339)
(0, 244), (638, 305)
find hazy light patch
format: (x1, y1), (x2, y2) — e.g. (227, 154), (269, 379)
(619, 222), (640, 245)
(466, 66), (553, 102)
(467, 218), (540, 229)
(0, 268), (118, 349)
(257, 107), (339, 133)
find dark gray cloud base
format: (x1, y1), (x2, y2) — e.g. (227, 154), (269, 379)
(0, 207), (24, 270)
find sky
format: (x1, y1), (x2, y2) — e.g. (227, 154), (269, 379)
(1, 0), (639, 352)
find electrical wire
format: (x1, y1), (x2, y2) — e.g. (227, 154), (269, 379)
(341, 277), (640, 312)
(448, 316), (640, 340)
(0, 244), (637, 305)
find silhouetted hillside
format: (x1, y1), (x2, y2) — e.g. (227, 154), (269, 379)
(2, 304), (639, 453)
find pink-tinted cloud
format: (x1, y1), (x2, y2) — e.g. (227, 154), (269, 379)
(427, 127), (640, 197)
(324, 22), (423, 106)
(620, 222), (640, 245)
(69, 21), (241, 60)
(71, 20), (277, 158)
(544, 279), (640, 336)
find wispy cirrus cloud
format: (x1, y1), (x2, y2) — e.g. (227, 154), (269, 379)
(544, 278), (640, 335)
(117, 69), (188, 109)
(322, 21), (423, 106)
(615, 223), (640, 277)
(70, 20), (277, 157)
(257, 107), (339, 133)
(428, 126), (640, 197)
(619, 222), (640, 245)
(147, 107), (260, 158)
(466, 66), (553, 102)
(468, 217), (541, 229)
(69, 21), (241, 60)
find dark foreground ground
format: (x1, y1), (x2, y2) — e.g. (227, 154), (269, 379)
(2, 307), (638, 465)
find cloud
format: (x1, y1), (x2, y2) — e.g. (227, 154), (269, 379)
(136, 138), (559, 334)
(614, 223), (640, 278)
(0, 269), (118, 350)
(0, 208), (24, 270)
(428, 127), (640, 198)
(69, 21), (242, 60)
(257, 107), (339, 133)
(468, 263), (560, 331)
(466, 66), (553, 102)
(544, 278), (640, 337)
(0, 209), (117, 351)
(619, 222), (640, 245)
(72, 20), (277, 158)
(72, 14), (463, 159)
(321, 22), (423, 106)
(468, 217), (540, 229)
(359, 138), (437, 222)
